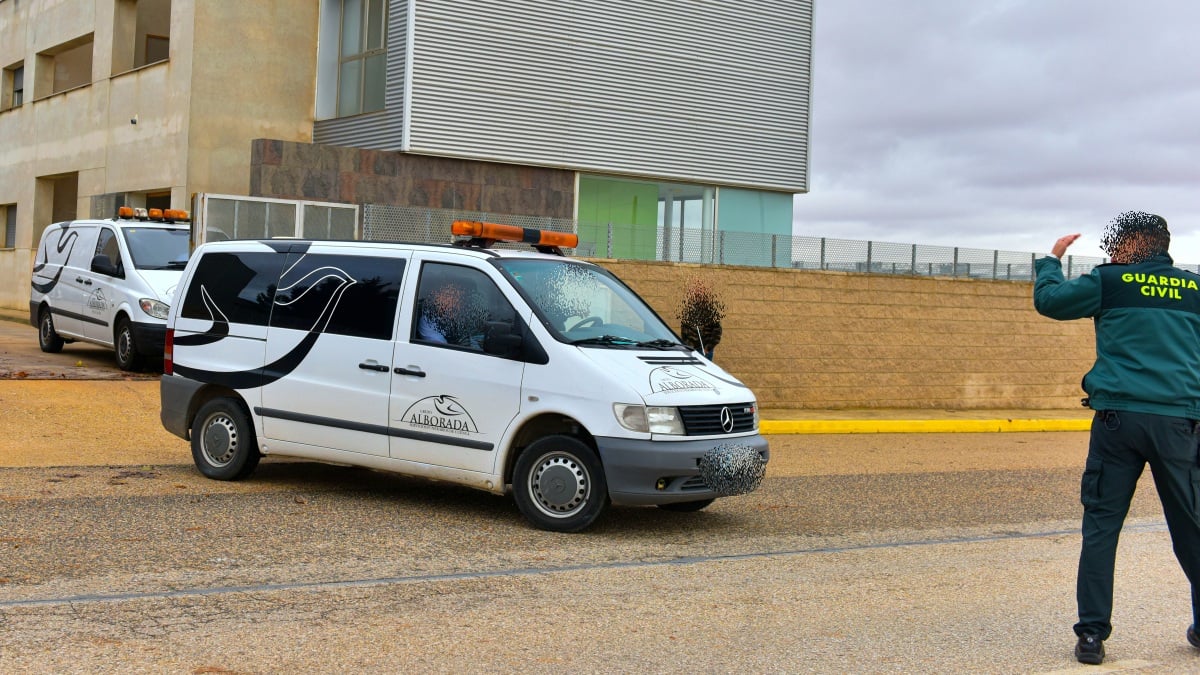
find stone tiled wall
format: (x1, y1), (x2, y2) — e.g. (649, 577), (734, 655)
(249, 140), (575, 219)
(597, 259), (1096, 411)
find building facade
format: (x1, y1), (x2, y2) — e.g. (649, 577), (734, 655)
(0, 0), (812, 310)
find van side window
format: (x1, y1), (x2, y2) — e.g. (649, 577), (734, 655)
(180, 251), (285, 327)
(95, 228), (123, 275)
(413, 263), (516, 352)
(270, 253), (404, 340)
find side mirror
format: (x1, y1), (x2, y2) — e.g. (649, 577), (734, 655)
(482, 320), (523, 358)
(91, 254), (122, 278)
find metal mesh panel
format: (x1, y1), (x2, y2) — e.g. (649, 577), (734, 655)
(302, 204), (359, 239)
(195, 195), (358, 245)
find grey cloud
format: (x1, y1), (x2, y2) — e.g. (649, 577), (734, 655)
(795, 0), (1200, 261)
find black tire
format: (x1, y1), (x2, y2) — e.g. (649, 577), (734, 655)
(191, 397), (260, 481)
(38, 309), (64, 353)
(114, 317), (144, 371)
(657, 498), (716, 512)
(512, 435), (609, 532)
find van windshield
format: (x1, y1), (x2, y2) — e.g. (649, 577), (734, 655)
(124, 228), (191, 270)
(495, 258), (689, 350)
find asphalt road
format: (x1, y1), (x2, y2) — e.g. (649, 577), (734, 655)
(1, 316), (1198, 673)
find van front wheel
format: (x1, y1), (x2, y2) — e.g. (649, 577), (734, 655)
(191, 398), (260, 481)
(513, 436), (609, 532)
(114, 318), (144, 371)
(38, 310), (64, 353)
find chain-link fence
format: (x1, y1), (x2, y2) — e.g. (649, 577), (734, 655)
(361, 205), (1200, 281)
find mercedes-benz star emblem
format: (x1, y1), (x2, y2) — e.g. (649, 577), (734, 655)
(720, 406), (734, 433)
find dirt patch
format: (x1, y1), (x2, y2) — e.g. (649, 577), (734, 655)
(0, 314), (158, 381)
(0, 380), (186, 467)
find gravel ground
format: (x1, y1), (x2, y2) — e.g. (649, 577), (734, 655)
(4, 312), (1199, 673)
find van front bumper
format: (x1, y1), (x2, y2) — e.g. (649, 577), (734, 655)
(595, 434), (770, 506)
(130, 320), (167, 356)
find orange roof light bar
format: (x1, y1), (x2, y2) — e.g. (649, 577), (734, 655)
(451, 220), (579, 249)
(116, 206), (191, 222)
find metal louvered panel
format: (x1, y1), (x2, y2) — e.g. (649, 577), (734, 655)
(314, 109), (404, 148)
(677, 403), (757, 436)
(407, 0), (811, 192)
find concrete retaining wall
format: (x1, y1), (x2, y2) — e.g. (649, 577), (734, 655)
(596, 259), (1095, 411)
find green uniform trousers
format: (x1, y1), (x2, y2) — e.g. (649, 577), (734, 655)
(1076, 409), (1200, 640)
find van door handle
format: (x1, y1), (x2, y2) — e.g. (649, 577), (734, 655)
(394, 366), (426, 378)
(75, 277), (92, 285)
(358, 362), (389, 372)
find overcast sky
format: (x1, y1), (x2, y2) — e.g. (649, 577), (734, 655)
(792, 0), (1200, 265)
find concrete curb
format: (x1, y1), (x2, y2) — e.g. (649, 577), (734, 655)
(760, 418), (1092, 435)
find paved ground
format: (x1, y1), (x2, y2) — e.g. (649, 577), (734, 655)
(4, 311), (1199, 673)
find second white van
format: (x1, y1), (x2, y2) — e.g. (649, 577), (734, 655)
(29, 208), (192, 370)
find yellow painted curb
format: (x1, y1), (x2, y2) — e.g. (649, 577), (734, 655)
(759, 418), (1092, 435)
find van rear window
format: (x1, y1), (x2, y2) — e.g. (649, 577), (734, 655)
(180, 252), (285, 327)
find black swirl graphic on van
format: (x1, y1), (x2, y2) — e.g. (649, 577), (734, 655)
(30, 226), (79, 294)
(173, 260), (356, 389)
(172, 287), (230, 346)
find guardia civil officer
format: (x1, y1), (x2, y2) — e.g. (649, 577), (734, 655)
(1034, 211), (1200, 665)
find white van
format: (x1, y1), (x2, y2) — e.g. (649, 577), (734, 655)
(159, 222), (768, 532)
(30, 208), (192, 370)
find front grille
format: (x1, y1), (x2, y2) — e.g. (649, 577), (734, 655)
(678, 475), (709, 491)
(677, 403), (756, 436)
(638, 356), (703, 365)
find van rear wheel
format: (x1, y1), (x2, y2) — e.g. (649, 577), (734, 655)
(513, 436), (609, 532)
(114, 318), (144, 371)
(38, 310), (64, 353)
(191, 397), (260, 481)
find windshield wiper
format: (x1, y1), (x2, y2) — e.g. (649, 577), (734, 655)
(635, 339), (687, 350)
(569, 335), (637, 346)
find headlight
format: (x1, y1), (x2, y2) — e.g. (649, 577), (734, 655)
(139, 298), (170, 319)
(613, 404), (685, 435)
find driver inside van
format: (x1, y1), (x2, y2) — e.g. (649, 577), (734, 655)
(415, 277), (488, 350)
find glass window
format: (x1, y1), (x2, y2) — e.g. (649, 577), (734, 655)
(338, 60), (362, 117)
(2, 205), (15, 248)
(122, 227), (189, 269)
(271, 253), (404, 340)
(337, 0), (387, 117)
(2, 64), (23, 109)
(95, 228), (123, 272)
(412, 263), (515, 352)
(181, 251), (285, 327)
(145, 35), (169, 64)
(496, 258), (679, 347)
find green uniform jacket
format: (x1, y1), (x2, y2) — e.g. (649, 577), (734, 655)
(1034, 253), (1200, 419)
